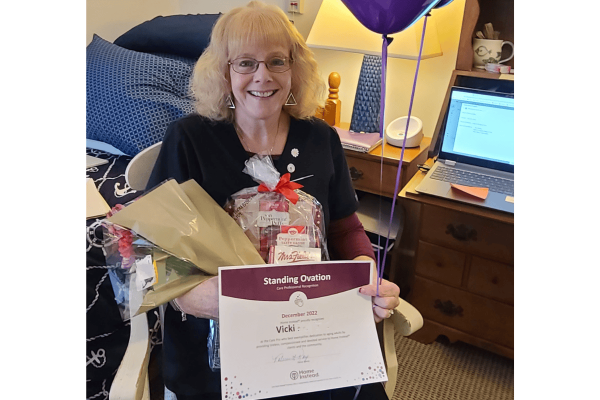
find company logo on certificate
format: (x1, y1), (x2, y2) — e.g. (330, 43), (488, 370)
(218, 261), (387, 399)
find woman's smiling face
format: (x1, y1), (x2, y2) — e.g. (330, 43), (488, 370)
(229, 44), (292, 124)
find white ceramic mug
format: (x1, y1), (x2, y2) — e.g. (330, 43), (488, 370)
(472, 38), (514, 69)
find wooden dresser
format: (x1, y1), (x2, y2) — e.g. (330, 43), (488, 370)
(386, 0), (515, 358)
(395, 160), (514, 358)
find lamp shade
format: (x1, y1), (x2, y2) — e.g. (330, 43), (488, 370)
(306, 0), (442, 59)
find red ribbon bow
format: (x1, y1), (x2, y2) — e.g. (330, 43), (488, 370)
(258, 173), (303, 204)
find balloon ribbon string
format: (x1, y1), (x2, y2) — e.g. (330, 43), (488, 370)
(376, 35), (391, 296)
(380, 15), (429, 279)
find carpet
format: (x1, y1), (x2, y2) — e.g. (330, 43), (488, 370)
(161, 335), (515, 400)
(390, 334), (514, 400)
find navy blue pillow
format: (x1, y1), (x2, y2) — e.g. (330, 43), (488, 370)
(114, 14), (221, 59)
(86, 35), (195, 156)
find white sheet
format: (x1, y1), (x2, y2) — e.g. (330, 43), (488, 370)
(86, 138), (126, 155)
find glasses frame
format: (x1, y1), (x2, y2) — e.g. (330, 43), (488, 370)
(228, 57), (293, 74)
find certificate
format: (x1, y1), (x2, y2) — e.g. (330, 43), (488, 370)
(218, 261), (387, 399)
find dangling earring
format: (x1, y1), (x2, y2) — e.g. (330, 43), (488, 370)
(225, 95), (235, 109)
(285, 92), (297, 106)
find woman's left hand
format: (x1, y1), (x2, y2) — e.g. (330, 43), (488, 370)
(353, 256), (400, 323)
(360, 278), (400, 323)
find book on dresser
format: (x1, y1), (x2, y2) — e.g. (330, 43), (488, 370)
(334, 127), (382, 153)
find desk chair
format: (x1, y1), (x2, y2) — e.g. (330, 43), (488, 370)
(124, 142), (162, 193)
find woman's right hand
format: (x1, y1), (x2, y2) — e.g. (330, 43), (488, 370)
(175, 276), (219, 320)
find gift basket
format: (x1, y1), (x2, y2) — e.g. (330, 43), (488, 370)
(224, 154), (329, 264)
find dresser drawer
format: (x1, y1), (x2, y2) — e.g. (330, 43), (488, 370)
(468, 256), (514, 305)
(345, 155), (399, 197)
(410, 276), (513, 349)
(415, 240), (466, 288)
(420, 204), (514, 263)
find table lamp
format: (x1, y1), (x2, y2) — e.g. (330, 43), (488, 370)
(306, 0), (443, 133)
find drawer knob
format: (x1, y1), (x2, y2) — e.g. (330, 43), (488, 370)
(349, 166), (364, 181)
(446, 224), (477, 242)
(434, 299), (464, 317)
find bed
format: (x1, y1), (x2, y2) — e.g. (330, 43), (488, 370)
(85, 14), (221, 399)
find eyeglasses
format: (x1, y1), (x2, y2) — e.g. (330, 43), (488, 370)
(228, 57), (292, 74)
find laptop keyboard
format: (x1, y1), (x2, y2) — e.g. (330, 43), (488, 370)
(431, 165), (514, 196)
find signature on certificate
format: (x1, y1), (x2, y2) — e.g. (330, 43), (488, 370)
(273, 352), (310, 363)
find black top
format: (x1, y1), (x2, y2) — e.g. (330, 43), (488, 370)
(147, 114), (358, 232)
(145, 114), (360, 397)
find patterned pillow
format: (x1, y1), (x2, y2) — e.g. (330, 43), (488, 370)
(86, 35), (195, 156)
(114, 14), (221, 59)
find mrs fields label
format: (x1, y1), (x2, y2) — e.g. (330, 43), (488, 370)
(273, 246), (321, 264)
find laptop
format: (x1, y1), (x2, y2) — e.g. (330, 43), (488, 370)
(415, 86), (514, 213)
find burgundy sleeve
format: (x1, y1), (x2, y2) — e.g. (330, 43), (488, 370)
(327, 213), (375, 261)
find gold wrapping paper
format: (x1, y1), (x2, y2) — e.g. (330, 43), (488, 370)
(107, 179), (265, 315)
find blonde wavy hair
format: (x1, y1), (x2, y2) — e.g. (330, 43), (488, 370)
(190, 1), (325, 122)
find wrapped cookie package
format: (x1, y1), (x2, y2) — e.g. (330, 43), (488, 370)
(224, 155), (329, 263)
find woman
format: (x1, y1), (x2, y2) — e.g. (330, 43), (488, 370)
(146, 2), (400, 399)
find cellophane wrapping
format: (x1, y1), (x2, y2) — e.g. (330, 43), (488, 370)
(223, 155), (329, 263)
(102, 220), (207, 322)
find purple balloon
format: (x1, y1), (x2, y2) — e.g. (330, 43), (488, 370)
(341, 0), (443, 35)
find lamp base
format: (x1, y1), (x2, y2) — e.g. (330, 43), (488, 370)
(349, 54), (382, 134)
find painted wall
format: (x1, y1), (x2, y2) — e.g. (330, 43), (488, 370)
(86, 0), (320, 44)
(86, 0), (466, 138)
(87, 0), (179, 44)
(311, 0), (465, 137)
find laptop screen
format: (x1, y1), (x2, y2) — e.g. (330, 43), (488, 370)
(439, 87), (514, 173)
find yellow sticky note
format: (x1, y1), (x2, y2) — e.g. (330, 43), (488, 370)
(505, 196), (514, 203)
(450, 183), (489, 200)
